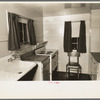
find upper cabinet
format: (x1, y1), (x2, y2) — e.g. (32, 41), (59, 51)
(91, 10), (100, 28)
(90, 9), (100, 52)
(91, 10), (100, 40)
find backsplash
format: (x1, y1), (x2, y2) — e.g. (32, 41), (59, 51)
(0, 41), (10, 58)
(15, 44), (35, 56)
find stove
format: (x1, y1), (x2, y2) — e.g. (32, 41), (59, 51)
(35, 42), (57, 81)
(40, 51), (53, 54)
(36, 50), (54, 56)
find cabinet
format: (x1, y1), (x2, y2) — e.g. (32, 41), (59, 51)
(90, 9), (100, 52)
(43, 58), (50, 80)
(32, 56), (50, 81)
(89, 54), (100, 80)
(52, 51), (58, 71)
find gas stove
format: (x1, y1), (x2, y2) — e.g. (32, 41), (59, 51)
(35, 42), (58, 81)
(35, 49), (57, 58)
(40, 51), (53, 54)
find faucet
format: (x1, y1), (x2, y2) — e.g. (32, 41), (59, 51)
(8, 53), (20, 62)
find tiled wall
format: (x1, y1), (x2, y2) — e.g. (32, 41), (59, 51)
(43, 14), (90, 73)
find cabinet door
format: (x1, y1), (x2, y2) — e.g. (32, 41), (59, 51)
(43, 62), (50, 80)
(90, 56), (93, 77)
(91, 57), (98, 80)
(91, 10), (100, 52)
(52, 51), (58, 71)
(91, 61), (97, 80)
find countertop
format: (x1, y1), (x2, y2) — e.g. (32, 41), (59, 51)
(21, 49), (58, 63)
(91, 52), (100, 63)
(0, 55), (37, 81)
(21, 55), (49, 63)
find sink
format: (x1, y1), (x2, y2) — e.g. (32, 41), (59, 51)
(0, 60), (36, 74)
(5, 60), (36, 73)
(0, 56), (37, 81)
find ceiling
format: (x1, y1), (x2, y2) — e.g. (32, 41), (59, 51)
(9, 3), (100, 17)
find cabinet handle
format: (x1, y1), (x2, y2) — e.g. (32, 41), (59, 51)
(52, 55), (56, 59)
(97, 66), (99, 73)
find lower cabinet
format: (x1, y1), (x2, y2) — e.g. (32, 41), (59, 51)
(18, 65), (38, 81)
(90, 54), (100, 80)
(52, 51), (58, 71)
(43, 58), (50, 80)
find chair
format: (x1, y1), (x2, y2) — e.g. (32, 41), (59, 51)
(66, 50), (82, 79)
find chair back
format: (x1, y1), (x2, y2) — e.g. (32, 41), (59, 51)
(68, 51), (80, 57)
(68, 51), (80, 63)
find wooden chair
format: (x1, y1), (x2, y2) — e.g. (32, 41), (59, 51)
(66, 51), (82, 79)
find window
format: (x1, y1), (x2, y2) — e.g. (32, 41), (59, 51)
(18, 22), (29, 45)
(72, 37), (79, 50)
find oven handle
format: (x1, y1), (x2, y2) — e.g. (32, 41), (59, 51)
(52, 55), (56, 59)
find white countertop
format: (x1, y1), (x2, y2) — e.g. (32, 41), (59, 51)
(0, 55), (37, 81)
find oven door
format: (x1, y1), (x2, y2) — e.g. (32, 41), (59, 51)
(43, 58), (50, 80)
(52, 51), (58, 71)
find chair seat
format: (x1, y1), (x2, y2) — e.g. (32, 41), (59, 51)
(66, 62), (82, 75)
(67, 66), (80, 69)
(67, 62), (81, 68)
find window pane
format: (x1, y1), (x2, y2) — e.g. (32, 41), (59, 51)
(72, 37), (79, 50)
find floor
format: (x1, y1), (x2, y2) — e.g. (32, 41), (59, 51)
(52, 71), (91, 81)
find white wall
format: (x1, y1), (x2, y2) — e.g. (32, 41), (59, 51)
(0, 3), (43, 58)
(43, 13), (90, 74)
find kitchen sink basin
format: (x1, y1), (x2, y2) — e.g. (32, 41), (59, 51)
(0, 56), (37, 81)
(0, 60), (37, 74)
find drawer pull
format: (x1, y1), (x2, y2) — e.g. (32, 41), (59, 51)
(52, 55), (56, 59)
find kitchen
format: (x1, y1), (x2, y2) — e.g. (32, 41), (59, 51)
(0, 2), (100, 81)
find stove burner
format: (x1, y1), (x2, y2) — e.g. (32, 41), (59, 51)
(40, 51), (53, 54)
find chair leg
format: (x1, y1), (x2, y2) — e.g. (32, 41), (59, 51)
(68, 68), (70, 79)
(77, 68), (79, 79)
(66, 66), (69, 79)
(80, 70), (81, 74)
(66, 67), (70, 79)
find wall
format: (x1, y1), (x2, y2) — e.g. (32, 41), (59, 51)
(0, 3), (43, 58)
(43, 13), (90, 74)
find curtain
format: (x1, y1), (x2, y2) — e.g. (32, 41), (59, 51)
(27, 19), (37, 45)
(64, 21), (72, 52)
(23, 23), (28, 43)
(8, 12), (20, 51)
(78, 20), (86, 53)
